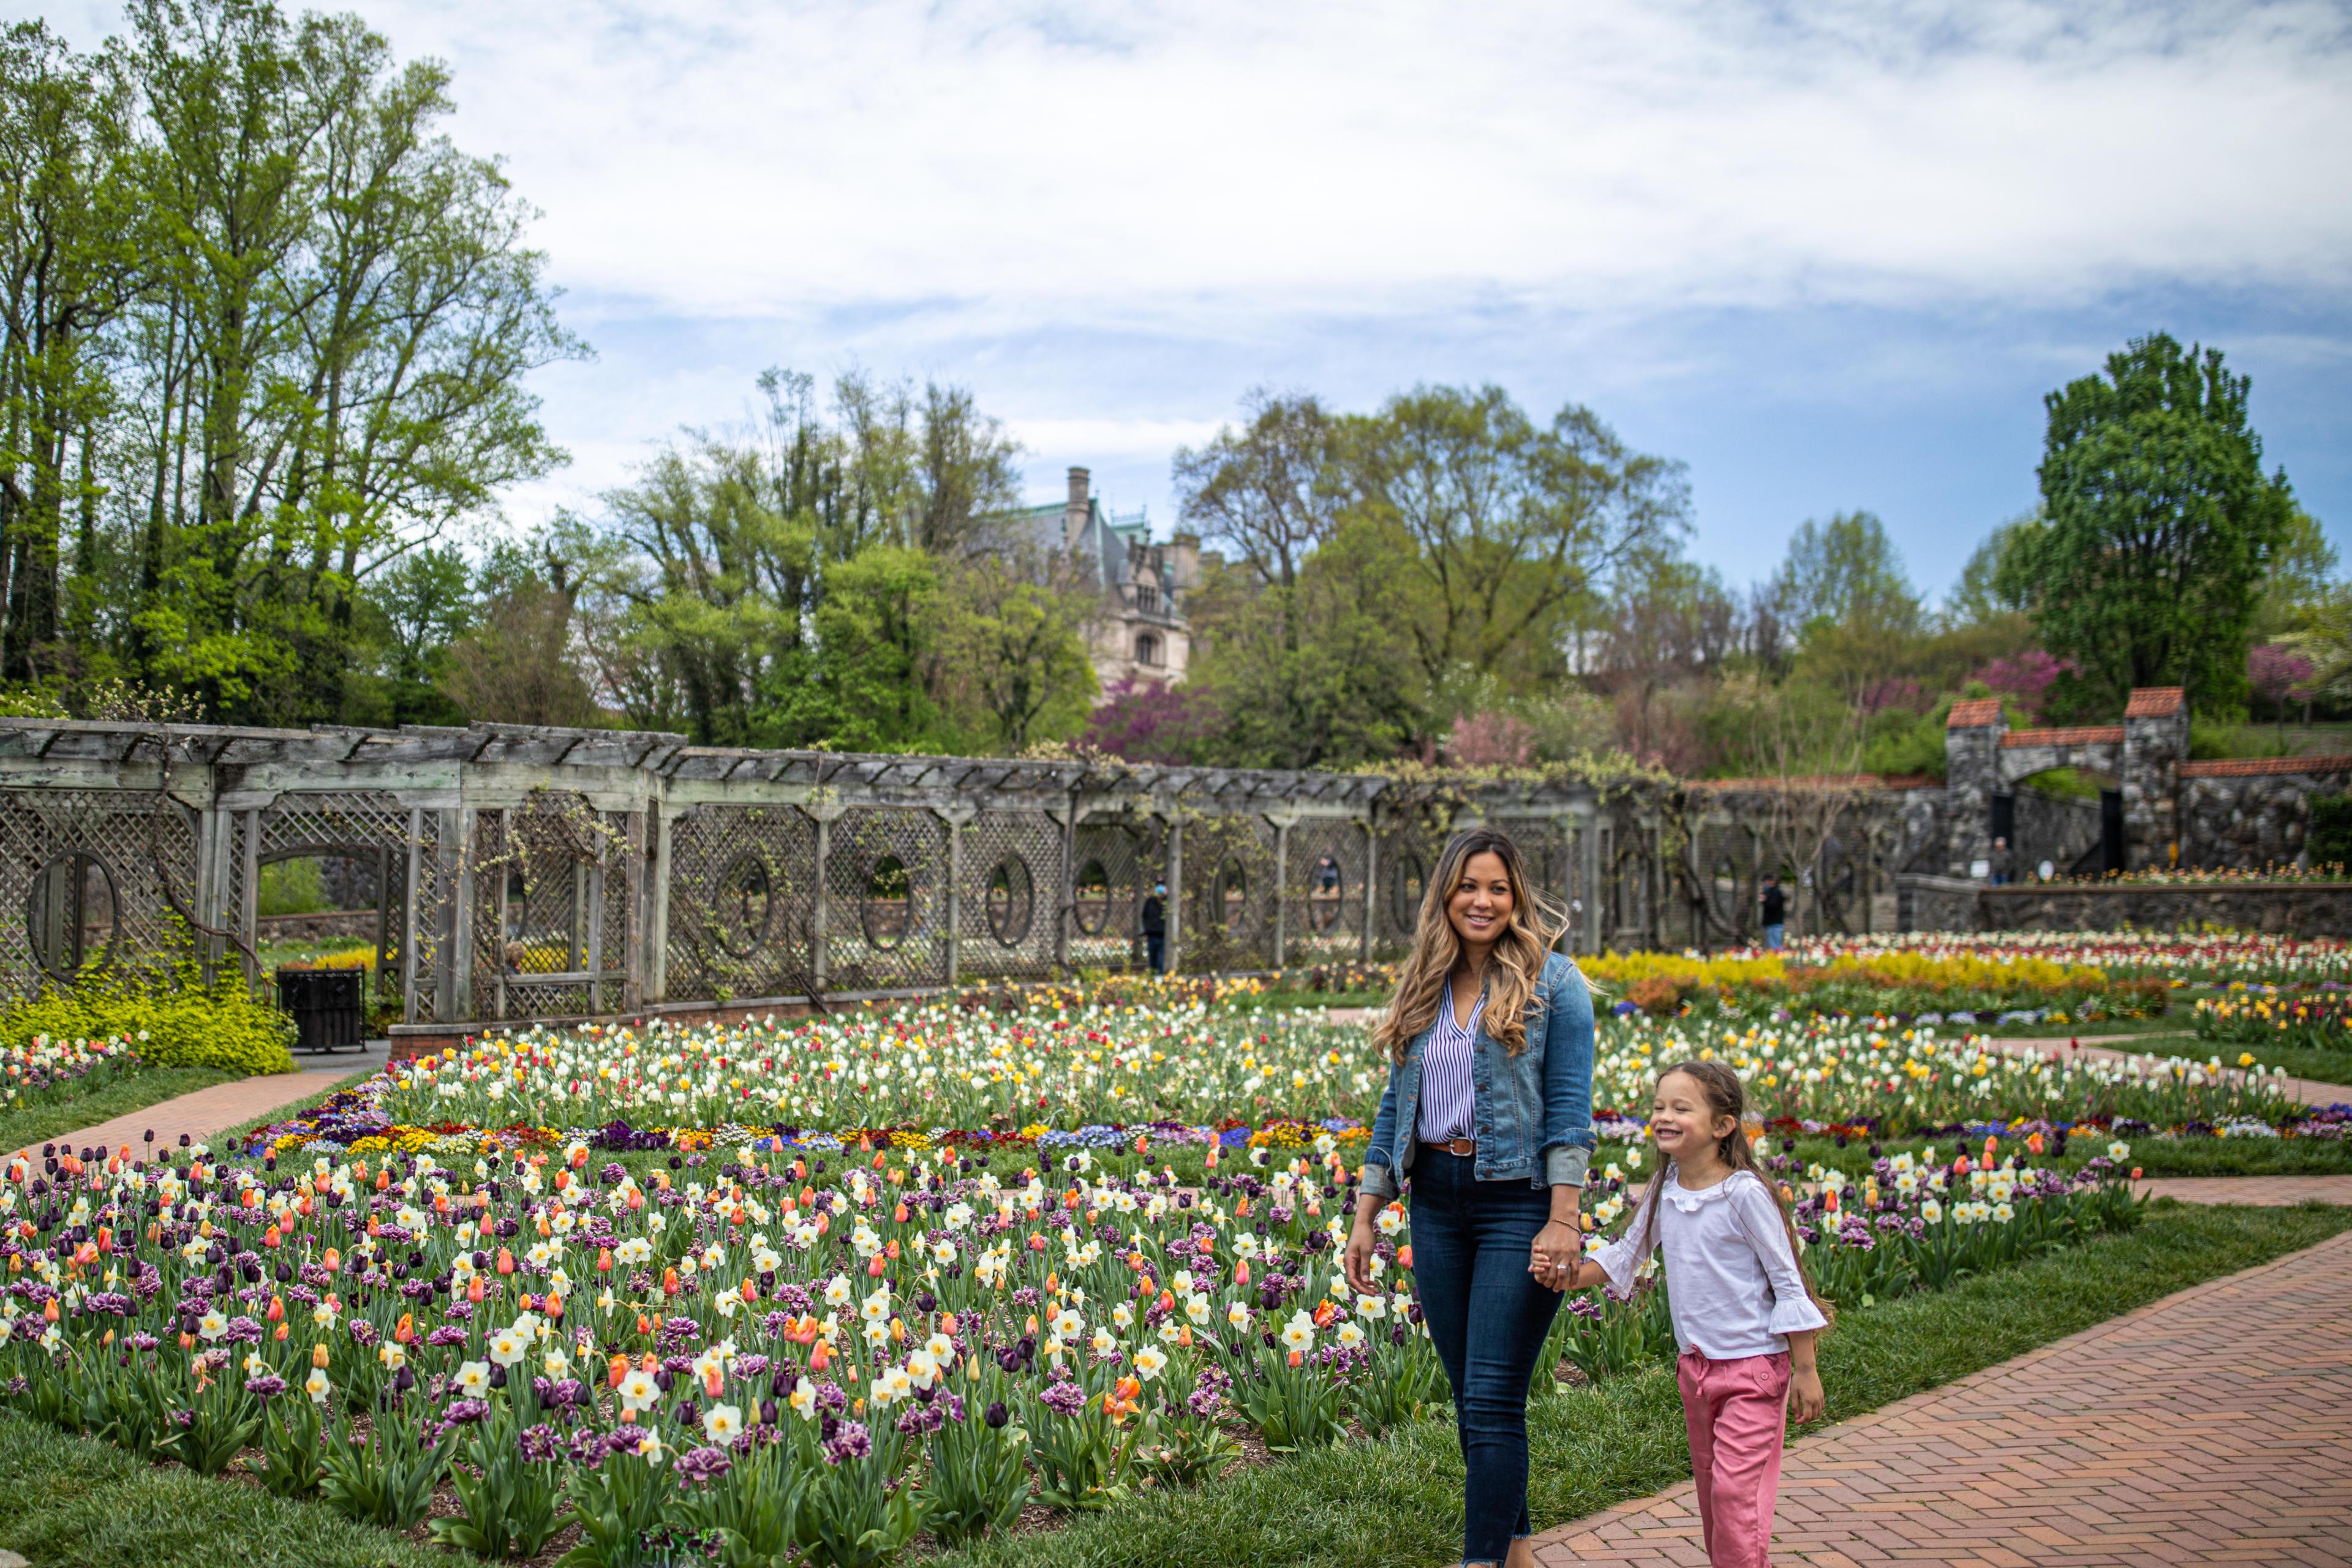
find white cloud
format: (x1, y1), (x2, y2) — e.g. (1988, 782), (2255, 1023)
(28, 0), (2325, 333)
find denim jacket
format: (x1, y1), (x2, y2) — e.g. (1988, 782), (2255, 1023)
(1360, 951), (1596, 1199)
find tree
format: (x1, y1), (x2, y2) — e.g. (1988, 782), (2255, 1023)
(2016, 333), (2295, 714)
(2255, 507), (2339, 639)
(1948, 511), (2044, 627)
(932, 561), (1096, 752)
(0, 23), (148, 685)
(1182, 519), (1424, 769)
(1172, 389), (1343, 657)
(1354, 384), (1689, 694)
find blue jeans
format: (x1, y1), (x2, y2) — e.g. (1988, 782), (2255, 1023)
(1408, 1148), (1564, 1565)
(1763, 922), (1785, 949)
(1144, 933), (1165, 973)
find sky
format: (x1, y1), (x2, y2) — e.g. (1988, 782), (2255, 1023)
(19, 0), (2352, 602)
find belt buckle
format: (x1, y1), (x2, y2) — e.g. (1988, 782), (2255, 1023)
(1448, 1136), (1475, 1157)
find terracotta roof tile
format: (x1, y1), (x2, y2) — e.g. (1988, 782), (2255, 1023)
(1945, 698), (2004, 729)
(2178, 754), (2352, 778)
(2000, 726), (2125, 748)
(2125, 687), (2186, 717)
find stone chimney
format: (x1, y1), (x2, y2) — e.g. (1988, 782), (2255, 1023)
(1170, 530), (1201, 592)
(1065, 467), (1091, 552)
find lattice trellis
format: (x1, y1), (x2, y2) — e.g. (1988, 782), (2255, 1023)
(957, 809), (1061, 984)
(1373, 819), (1441, 956)
(470, 794), (634, 1020)
(1180, 811), (1276, 971)
(664, 804), (817, 1003)
(0, 788), (198, 994)
(824, 809), (948, 993)
(243, 791), (413, 1001)
(1689, 818), (1759, 942)
(1282, 818), (1369, 967)
(1070, 815), (1167, 971)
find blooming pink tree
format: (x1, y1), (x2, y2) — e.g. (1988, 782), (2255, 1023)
(1448, 710), (1536, 767)
(1084, 679), (1213, 763)
(1973, 650), (2075, 717)
(2248, 643), (2316, 727)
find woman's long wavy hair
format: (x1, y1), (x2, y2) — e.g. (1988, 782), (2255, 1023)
(1623, 1059), (1835, 1327)
(1373, 827), (1567, 1064)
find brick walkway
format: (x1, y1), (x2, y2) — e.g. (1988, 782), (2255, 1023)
(24, 1064), (359, 1158)
(2139, 1175), (2352, 1206)
(1529, 1229), (2352, 1566)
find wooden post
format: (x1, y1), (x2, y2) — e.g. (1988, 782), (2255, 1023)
(238, 809), (260, 997)
(646, 809), (673, 1005)
(373, 845), (392, 1007)
(493, 816), (511, 1022)
(810, 810), (830, 995)
(1359, 818), (1377, 963)
(1164, 813), (1184, 976)
(939, 810), (970, 986)
(402, 807), (424, 1024)
(443, 807), (472, 1024)
(1055, 795), (1077, 978)
(1272, 818), (1289, 970)
(585, 827), (608, 1016)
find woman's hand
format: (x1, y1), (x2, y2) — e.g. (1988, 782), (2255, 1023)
(1343, 1219), (1378, 1299)
(1343, 1194), (1384, 1299)
(1528, 1217), (1581, 1291)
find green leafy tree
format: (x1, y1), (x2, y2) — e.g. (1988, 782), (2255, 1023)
(1352, 384), (1689, 696)
(2015, 333), (2295, 713)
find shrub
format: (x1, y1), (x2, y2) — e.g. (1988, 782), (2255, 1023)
(2308, 794), (2352, 869)
(0, 967), (295, 1077)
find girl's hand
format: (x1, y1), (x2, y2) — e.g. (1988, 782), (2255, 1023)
(1789, 1365), (1825, 1425)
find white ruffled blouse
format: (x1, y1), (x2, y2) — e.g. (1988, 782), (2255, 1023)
(1588, 1167), (1830, 1361)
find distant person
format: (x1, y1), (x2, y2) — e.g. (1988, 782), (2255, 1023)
(1758, 875), (1787, 950)
(1989, 835), (2013, 886)
(1140, 881), (1167, 973)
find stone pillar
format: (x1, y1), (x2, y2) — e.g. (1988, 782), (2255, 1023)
(2121, 686), (2189, 869)
(1942, 698), (2006, 877)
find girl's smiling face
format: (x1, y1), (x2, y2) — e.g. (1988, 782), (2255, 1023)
(1446, 851), (1515, 952)
(1649, 1069), (1736, 1163)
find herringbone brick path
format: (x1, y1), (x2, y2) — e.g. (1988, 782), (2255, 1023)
(23, 1065), (356, 1159)
(2139, 1175), (2352, 1206)
(1529, 1229), (2352, 1566)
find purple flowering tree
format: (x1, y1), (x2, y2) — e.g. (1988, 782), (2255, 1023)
(2248, 643), (2317, 733)
(1084, 679), (1215, 763)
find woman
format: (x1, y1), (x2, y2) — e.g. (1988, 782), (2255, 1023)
(1344, 826), (1596, 1568)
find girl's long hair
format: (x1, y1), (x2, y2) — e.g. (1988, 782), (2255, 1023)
(1623, 1059), (1835, 1327)
(1373, 827), (1567, 1064)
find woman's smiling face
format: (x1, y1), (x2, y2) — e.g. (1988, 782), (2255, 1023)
(1446, 850), (1515, 952)
(1649, 1069), (1733, 1161)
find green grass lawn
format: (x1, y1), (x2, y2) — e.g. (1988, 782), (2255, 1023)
(0, 1065), (241, 1155)
(923, 1202), (2352, 1568)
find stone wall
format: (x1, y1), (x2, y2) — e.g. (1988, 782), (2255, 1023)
(2179, 762), (2352, 869)
(1977, 881), (2352, 935)
(2011, 788), (2101, 878)
(1896, 873), (1986, 933)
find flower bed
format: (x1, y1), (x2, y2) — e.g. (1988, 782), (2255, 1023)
(1, 1096), (2140, 1566)
(1589, 1014), (2300, 1137)
(1584, 948), (2163, 1022)
(2193, 989), (2352, 1054)
(0, 1032), (140, 1117)
(1762, 931), (2352, 986)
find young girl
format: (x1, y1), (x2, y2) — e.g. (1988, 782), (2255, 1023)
(1539, 1060), (1830, 1568)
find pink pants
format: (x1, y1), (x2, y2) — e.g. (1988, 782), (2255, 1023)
(1676, 1350), (1791, 1568)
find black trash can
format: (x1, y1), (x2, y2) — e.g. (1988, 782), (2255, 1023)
(276, 967), (365, 1054)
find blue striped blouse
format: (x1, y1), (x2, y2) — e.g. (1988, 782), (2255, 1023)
(1415, 986), (1484, 1143)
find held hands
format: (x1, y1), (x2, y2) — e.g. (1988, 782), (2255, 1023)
(1528, 1218), (1583, 1292)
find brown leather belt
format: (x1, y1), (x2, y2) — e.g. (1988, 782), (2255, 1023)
(1421, 1137), (1476, 1157)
